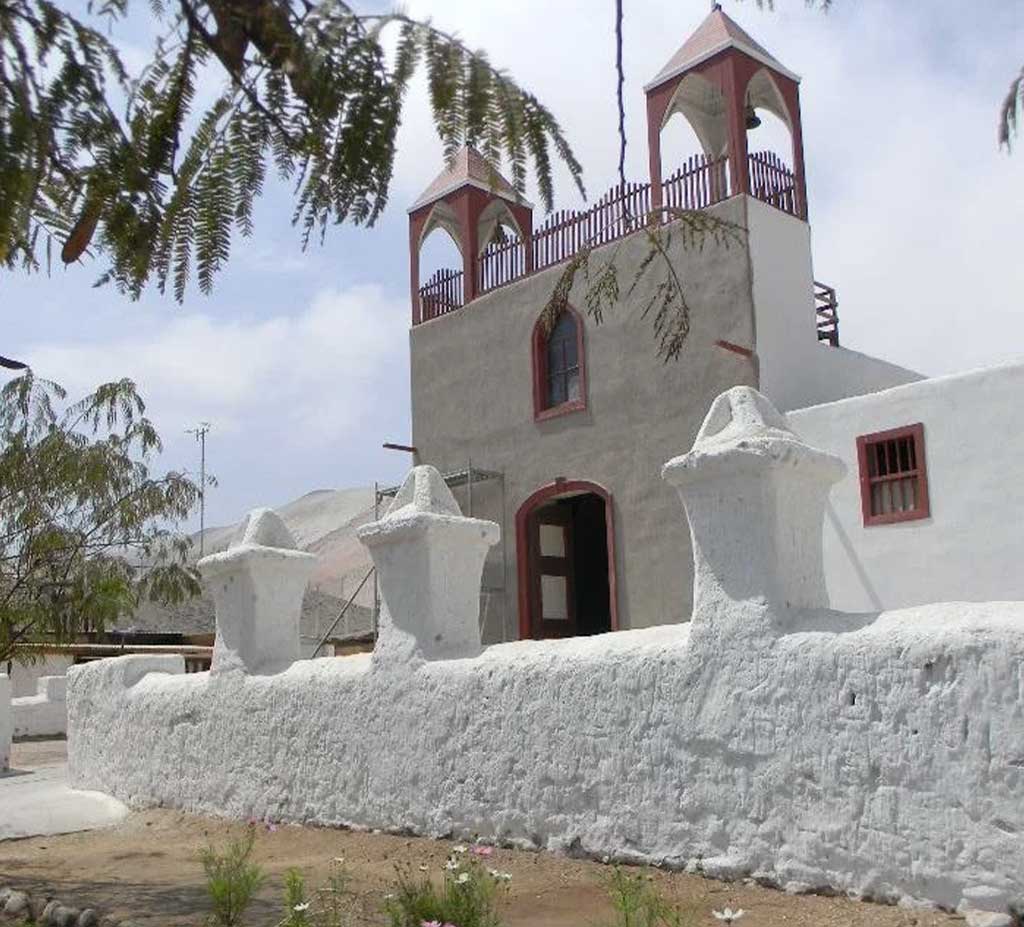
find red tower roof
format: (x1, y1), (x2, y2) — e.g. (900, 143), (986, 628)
(409, 146), (527, 213)
(646, 4), (799, 91)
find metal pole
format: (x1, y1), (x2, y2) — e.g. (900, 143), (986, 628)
(467, 456), (473, 517)
(372, 481), (380, 637)
(187, 423), (212, 558)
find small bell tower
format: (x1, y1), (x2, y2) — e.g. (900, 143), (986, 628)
(408, 147), (533, 324)
(645, 3), (808, 219)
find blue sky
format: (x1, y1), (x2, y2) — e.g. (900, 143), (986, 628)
(2, 0), (1022, 531)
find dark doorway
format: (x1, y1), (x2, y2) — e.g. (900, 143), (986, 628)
(522, 491), (613, 639)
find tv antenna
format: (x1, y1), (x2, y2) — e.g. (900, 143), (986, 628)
(186, 422), (212, 557)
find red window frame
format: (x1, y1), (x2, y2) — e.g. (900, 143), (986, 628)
(856, 423), (930, 526)
(532, 305), (587, 421)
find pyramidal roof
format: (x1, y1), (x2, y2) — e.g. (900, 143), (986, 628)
(409, 146), (526, 213)
(646, 4), (798, 91)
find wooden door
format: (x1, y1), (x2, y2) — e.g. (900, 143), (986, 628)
(529, 505), (577, 638)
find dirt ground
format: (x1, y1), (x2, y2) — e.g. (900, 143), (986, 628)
(1, 742), (961, 927)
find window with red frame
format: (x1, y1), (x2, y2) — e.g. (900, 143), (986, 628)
(546, 313), (580, 406)
(532, 308), (586, 419)
(856, 423), (930, 526)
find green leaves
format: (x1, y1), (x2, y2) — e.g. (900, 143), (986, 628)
(0, 372), (202, 664)
(1, 1), (585, 301)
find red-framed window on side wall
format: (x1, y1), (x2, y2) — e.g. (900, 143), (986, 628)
(856, 423), (930, 526)
(532, 306), (587, 420)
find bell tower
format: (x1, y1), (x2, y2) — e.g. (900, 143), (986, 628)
(408, 147), (533, 324)
(645, 3), (808, 219)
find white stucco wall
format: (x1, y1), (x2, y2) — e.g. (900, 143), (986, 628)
(745, 196), (922, 411)
(12, 675), (67, 739)
(5, 654), (73, 698)
(67, 393), (1024, 915)
(0, 675), (11, 771)
(787, 361), (1024, 613)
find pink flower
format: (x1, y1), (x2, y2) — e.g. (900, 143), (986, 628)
(470, 846), (493, 858)
(266, 823), (278, 833)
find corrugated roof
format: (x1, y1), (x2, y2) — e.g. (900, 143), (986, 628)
(410, 146), (522, 212)
(648, 5), (796, 90)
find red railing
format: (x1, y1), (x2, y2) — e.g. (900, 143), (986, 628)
(479, 237), (526, 294)
(663, 155), (729, 211)
(748, 150), (798, 216)
(419, 267), (463, 321)
(418, 151), (802, 322)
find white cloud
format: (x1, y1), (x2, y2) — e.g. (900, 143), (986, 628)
(25, 284), (408, 444)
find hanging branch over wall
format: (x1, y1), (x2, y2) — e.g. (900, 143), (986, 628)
(0, 0), (585, 301)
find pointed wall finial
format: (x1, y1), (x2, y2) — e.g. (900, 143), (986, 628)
(663, 387), (844, 638)
(359, 466), (499, 664)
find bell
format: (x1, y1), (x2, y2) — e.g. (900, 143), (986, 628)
(745, 104), (761, 130)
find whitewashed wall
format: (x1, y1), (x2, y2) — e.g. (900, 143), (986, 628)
(12, 675), (67, 739)
(5, 653), (73, 698)
(67, 390), (1024, 917)
(745, 196), (921, 411)
(788, 361), (1024, 613)
(0, 675), (11, 771)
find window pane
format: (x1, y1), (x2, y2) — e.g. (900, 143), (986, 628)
(539, 523), (566, 557)
(567, 369), (580, 401)
(541, 574), (569, 620)
(548, 373), (567, 405)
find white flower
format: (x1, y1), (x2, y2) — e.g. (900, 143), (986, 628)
(713, 908), (745, 924)
(444, 858), (460, 871)
(332, 856), (345, 864)
(418, 864), (430, 872)
(452, 844), (468, 854)
(489, 870), (512, 882)
(293, 902), (311, 912)
(456, 872), (471, 884)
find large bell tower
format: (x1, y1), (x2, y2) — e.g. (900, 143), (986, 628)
(645, 3), (808, 219)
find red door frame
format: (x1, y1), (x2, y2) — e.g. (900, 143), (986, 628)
(515, 480), (618, 640)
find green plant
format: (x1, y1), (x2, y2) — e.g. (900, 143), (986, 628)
(279, 861), (352, 927)
(201, 826), (266, 926)
(384, 848), (511, 927)
(603, 868), (700, 927)
(0, 373), (202, 665)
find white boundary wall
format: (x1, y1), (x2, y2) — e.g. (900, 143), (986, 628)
(12, 675), (67, 739)
(788, 361), (1024, 613)
(0, 675), (11, 771)
(67, 390), (1024, 915)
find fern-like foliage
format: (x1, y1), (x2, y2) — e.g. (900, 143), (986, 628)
(542, 208), (744, 364)
(0, 0), (585, 300)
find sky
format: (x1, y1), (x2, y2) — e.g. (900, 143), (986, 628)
(2, 0), (1022, 532)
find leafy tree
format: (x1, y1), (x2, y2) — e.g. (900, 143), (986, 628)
(0, 0), (584, 300)
(0, 373), (201, 665)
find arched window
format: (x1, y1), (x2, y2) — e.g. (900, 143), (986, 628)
(532, 307), (586, 420)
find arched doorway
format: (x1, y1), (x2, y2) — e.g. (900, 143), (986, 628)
(515, 481), (618, 640)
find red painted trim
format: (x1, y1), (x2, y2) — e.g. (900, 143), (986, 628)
(531, 304), (588, 421)
(715, 339), (754, 358)
(856, 422), (930, 527)
(515, 479), (618, 641)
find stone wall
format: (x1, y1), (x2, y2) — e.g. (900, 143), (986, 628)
(67, 388), (1024, 917)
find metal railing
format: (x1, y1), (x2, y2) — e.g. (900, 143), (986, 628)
(814, 281), (840, 347)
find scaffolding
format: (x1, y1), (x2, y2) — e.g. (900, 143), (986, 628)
(374, 463), (510, 641)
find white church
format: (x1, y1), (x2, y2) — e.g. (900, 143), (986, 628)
(401, 3), (1022, 642)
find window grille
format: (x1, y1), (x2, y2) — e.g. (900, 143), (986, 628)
(856, 423), (930, 525)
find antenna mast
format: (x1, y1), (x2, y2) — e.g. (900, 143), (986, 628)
(186, 422), (212, 557)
